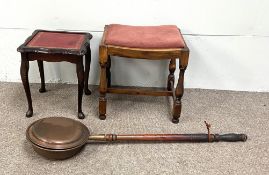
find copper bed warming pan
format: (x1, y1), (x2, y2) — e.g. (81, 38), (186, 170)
(26, 117), (247, 160)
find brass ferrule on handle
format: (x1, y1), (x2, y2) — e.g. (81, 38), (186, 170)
(88, 134), (117, 142)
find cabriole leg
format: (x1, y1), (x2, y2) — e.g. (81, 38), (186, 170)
(20, 53), (33, 117)
(37, 60), (46, 93)
(84, 47), (91, 95)
(76, 59), (85, 119)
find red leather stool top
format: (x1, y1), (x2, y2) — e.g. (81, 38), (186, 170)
(104, 24), (185, 49)
(27, 31), (86, 50)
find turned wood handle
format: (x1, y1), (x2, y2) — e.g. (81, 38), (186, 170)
(115, 134), (209, 142)
(88, 134), (247, 142)
(89, 134), (210, 142)
(213, 134), (247, 142)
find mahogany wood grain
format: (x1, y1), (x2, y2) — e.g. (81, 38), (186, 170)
(84, 46), (91, 95)
(17, 30), (92, 119)
(20, 53), (33, 117)
(37, 60), (46, 93)
(76, 59), (85, 119)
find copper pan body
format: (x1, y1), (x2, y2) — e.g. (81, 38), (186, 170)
(26, 117), (89, 160)
(31, 143), (85, 160)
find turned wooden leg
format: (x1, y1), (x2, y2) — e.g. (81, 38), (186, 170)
(172, 66), (186, 123)
(76, 59), (85, 119)
(20, 54), (33, 117)
(167, 58), (176, 91)
(37, 60), (46, 93)
(99, 46), (108, 120)
(99, 62), (107, 120)
(172, 51), (189, 123)
(84, 47), (91, 95)
(106, 55), (111, 87)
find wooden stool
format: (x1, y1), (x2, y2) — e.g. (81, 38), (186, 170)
(99, 24), (190, 123)
(17, 30), (92, 119)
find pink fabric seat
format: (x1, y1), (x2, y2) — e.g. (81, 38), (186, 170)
(105, 24), (185, 49)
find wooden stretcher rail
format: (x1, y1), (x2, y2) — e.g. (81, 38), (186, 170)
(107, 86), (173, 96)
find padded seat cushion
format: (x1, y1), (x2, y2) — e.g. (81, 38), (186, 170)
(105, 24), (185, 49)
(27, 32), (85, 50)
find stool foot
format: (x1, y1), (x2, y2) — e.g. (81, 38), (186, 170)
(172, 118), (179, 124)
(99, 96), (107, 120)
(172, 99), (181, 124)
(26, 109), (33, 118)
(99, 114), (106, 120)
(78, 112), (85, 119)
(39, 87), (46, 93)
(84, 88), (92, 95)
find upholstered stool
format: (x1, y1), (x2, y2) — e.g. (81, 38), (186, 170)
(99, 24), (190, 123)
(17, 30), (92, 119)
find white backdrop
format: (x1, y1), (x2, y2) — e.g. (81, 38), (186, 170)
(0, 0), (269, 91)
